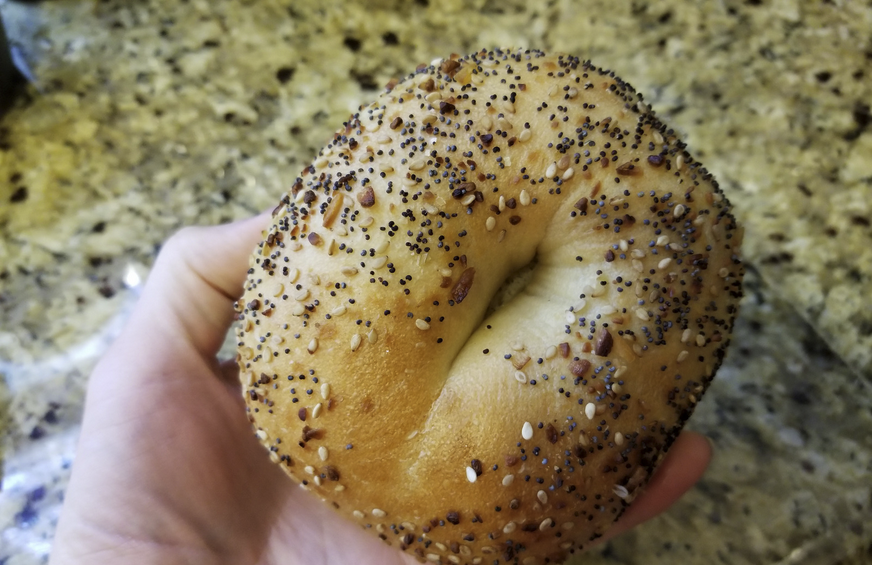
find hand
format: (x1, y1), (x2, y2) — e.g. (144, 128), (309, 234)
(50, 215), (712, 565)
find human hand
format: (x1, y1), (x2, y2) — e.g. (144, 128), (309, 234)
(49, 215), (712, 565)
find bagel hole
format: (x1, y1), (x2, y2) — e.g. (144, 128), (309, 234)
(485, 254), (539, 317)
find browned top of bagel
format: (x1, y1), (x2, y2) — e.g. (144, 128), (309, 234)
(236, 48), (743, 565)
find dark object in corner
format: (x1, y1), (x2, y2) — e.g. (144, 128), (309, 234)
(1, 13), (25, 117)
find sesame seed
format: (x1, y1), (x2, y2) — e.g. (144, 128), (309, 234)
(416, 319), (431, 330)
(307, 338), (319, 354)
(539, 518), (553, 531)
(466, 466), (478, 483)
(519, 129), (532, 142)
(331, 305), (347, 317)
(255, 429), (267, 440)
(371, 256), (388, 269)
(677, 350), (689, 363)
(321, 383), (331, 399)
(537, 490), (548, 504)
(503, 521), (517, 534)
(545, 345), (557, 359)
(613, 485), (630, 499)
(656, 235), (669, 246)
(502, 474), (515, 486)
(499, 195), (506, 212)
(514, 371), (527, 383)
(353, 510), (365, 519)
(372, 508), (387, 518)
(658, 257), (673, 270)
(681, 328), (692, 343)
(294, 288), (310, 301)
(350, 334), (362, 351)
(562, 167), (575, 181)
(312, 403), (323, 418)
(522, 421), (534, 440)
(318, 446), (328, 461)
(486, 216), (496, 231)
(696, 334), (707, 347)
(519, 189), (530, 206)
(615, 432), (625, 446)
(304, 465), (315, 474)
(635, 309), (649, 321)
(546, 162), (557, 178)
(367, 328), (379, 343)
(584, 402), (596, 420)
(341, 266), (359, 276)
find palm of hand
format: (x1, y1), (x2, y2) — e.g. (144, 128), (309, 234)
(51, 217), (709, 565)
(61, 340), (413, 565)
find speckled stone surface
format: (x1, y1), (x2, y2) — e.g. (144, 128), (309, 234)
(0, 1), (870, 563)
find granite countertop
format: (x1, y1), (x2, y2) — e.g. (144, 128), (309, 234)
(1, 1), (870, 563)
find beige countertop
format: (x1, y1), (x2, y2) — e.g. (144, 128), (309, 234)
(0, 1), (870, 563)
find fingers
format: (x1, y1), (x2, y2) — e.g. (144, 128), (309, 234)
(595, 431), (712, 545)
(123, 213), (270, 359)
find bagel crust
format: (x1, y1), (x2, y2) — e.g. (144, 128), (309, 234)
(236, 48), (743, 564)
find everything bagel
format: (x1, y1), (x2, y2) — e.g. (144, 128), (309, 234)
(235, 48), (744, 564)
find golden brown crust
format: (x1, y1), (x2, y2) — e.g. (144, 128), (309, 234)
(236, 48), (743, 565)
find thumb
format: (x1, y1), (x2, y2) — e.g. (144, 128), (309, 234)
(123, 213), (270, 359)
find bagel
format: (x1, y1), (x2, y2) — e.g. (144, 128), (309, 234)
(235, 48), (743, 564)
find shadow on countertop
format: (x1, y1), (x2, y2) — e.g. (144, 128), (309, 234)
(0, 11), (27, 117)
